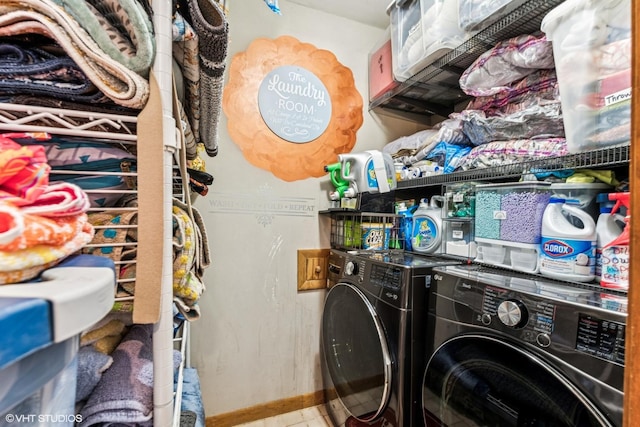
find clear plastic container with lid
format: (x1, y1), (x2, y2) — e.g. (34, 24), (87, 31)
(474, 182), (551, 244)
(389, 0), (466, 81)
(541, 0), (632, 152)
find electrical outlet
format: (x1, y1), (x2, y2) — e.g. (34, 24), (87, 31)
(297, 249), (330, 291)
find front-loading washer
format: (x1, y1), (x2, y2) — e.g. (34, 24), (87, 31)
(322, 249), (460, 427)
(422, 264), (626, 426)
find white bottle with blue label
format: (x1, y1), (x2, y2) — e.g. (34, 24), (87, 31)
(539, 197), (596, 282)
(411, 197), (443, 254)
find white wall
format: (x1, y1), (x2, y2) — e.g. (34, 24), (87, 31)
(190, 0), (423, 417)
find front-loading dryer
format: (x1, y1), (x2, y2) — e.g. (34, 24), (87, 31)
(322, 249), (460, 427)
(422, 265), (626, 427)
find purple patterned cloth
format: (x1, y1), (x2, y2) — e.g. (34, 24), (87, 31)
(459, 33), (555, 97)
(465, 69), (559, 114)
(455, 138), (568, 172)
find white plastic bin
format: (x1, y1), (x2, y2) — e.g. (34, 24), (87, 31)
(458, 0), (528, 32)
(0, 255), (115, 427)
(389, 0), (466, 81)
(541, 0), (632, 153)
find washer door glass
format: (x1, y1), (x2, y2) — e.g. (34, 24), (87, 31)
(423, 335), (612, 427)
(322, 283), (392, 422)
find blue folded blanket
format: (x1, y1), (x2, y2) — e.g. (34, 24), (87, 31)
(180, 368), (205, 427)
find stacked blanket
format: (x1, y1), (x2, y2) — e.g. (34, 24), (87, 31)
(80, 324), (154, 426)
(0, 0), (153, 109)
(0, 133), (93, 284)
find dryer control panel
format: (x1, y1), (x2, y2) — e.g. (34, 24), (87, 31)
(431, 266), (627, 388)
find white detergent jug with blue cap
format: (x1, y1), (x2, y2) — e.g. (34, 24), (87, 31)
(339, 150), (396, 195)
(411, 196), (444, 254)
(539, 197), (596, 282)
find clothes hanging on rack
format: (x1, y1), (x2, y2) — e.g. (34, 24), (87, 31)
(177, 0), (229, 157)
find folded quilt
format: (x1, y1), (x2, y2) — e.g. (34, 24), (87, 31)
(0, 1), (149, 109)
(0, 42), (106, 104)
(79, 324), (154, 426)
(20, 182), (91, 217)
(0, 204), (89, 251)
(0, 136), (50, 207)
(51, 0), (155, 77)
(0, 217), (94, 284)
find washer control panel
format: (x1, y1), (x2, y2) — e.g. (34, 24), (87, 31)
(478, 285), (555, 342)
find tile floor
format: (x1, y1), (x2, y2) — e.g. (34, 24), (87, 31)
(234, 404), (333, 426)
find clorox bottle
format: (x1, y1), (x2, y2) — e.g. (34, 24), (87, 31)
(411, 197), (443, 254)
(539, 198), (596, 282)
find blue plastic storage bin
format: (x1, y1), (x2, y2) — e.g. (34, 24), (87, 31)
(0, 255), (115, 427)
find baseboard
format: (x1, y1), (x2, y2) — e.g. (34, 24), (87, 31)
(205, 390), (325, 427)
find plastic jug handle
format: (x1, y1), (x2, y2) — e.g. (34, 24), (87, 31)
(613, 213), (626, 226)
(431, 195), (445, 208)
(562, 203), (595, 230)
(340, 160), (353, 181)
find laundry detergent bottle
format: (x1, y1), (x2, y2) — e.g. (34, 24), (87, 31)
(595, 193), (624, 283)
(539, 198), (596, 282)
(601, 192), (631, 290)
(411, 196), (444, 254)
(339, 150), (396, 195)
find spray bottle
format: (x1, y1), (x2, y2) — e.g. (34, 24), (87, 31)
(595, 193), (624, 283)
(600, 192), (630, 290)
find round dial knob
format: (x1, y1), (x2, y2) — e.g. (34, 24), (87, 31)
(481, 313), (492, 325)
(497, 300), (527, 328)
(344, 261), (358, 276)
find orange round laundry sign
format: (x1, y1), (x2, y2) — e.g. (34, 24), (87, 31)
(222, 35), (363, 182)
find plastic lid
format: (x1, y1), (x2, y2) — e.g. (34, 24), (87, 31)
(0, 298), (51, 369)
(564, 198), (581, 205)
(549, 197), (566, 203)
(600, 206), (613, 214)
(551, 183), (612, 190)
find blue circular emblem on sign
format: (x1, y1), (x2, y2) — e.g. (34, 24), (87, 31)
(258, 66), (332, 143)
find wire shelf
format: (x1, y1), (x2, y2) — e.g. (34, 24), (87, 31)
(369, 0), (566, 117)
(397, 145), (630, 190)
